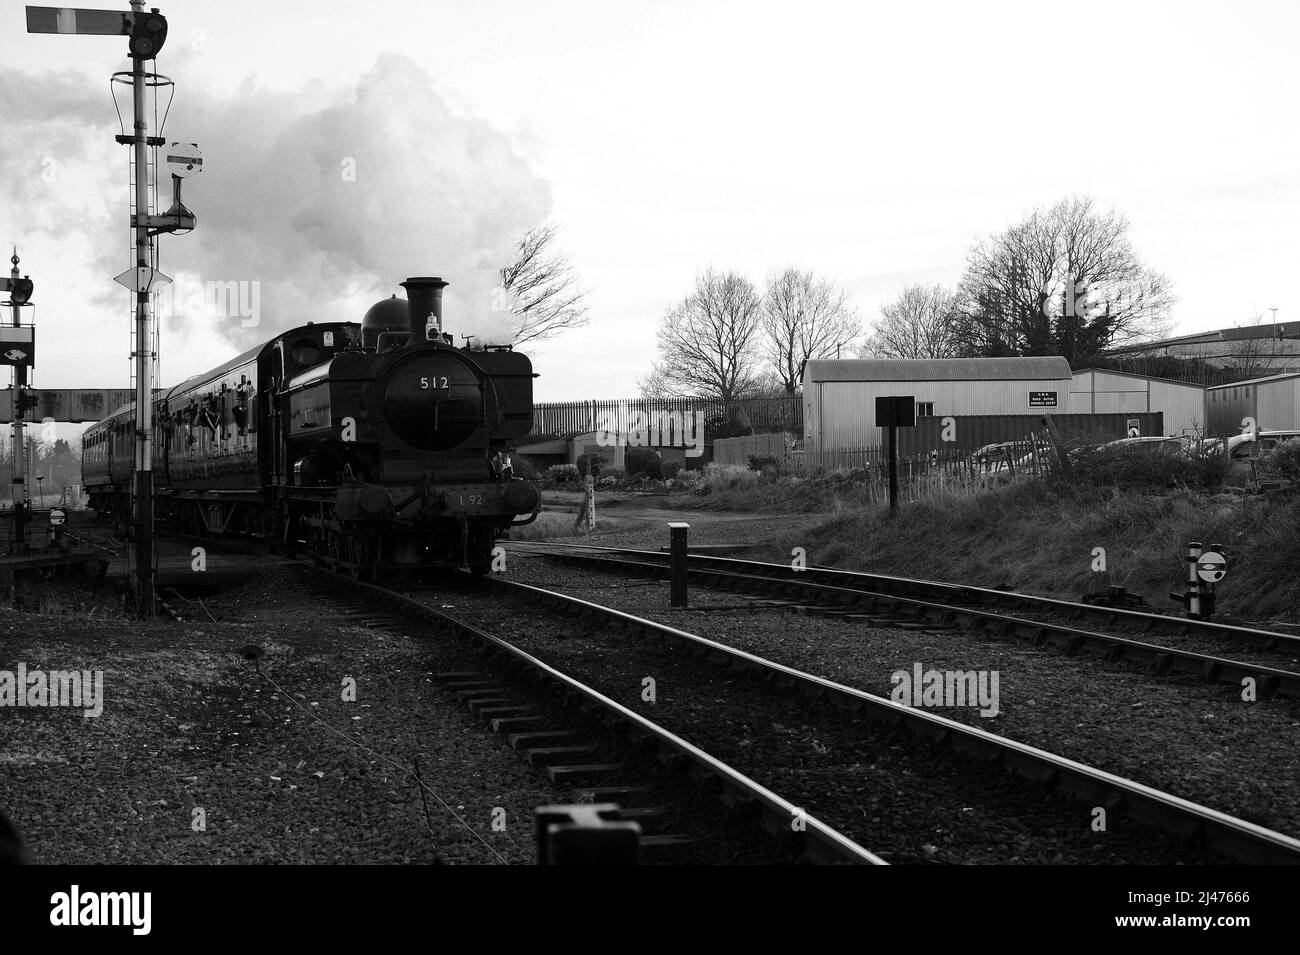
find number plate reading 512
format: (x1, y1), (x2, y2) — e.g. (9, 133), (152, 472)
(419, 376), (450, 391)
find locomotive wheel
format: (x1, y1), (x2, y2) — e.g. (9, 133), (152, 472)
(347, 536), (366, 580)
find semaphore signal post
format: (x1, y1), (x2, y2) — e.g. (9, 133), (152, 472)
(26, 2), (201, 613)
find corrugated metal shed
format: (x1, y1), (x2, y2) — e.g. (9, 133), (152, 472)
(804, 357), (1072, 382)
(1206, 372), (1300, 435)
(1069, 368), (1207, 437)
(802, 357), (1073, 450)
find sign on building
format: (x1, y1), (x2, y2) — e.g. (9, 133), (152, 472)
(1028, 391), (1057, 408)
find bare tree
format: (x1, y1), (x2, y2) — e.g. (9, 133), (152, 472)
(498, 224), (589, 346)
(1222, 312), (1287, 379)
(640, 269), (764, 401)
(860, 284), (961, 359)
(761, 268), (860, 395)
(955, 197), (1174, 363)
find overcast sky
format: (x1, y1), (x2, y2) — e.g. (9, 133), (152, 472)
(3, 0), (1298, 408)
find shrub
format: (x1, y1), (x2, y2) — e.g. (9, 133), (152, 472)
(674, 468), (702, 487)
(599, 466), (626, 483)
(1067, 443), (1226, 491)
(747, 454), (782, 472)
(663, 460), (683, 481)
(625, 447), (662, 478)
(575, 453), (608, 476)
(545, 463), (580, 483)
(1262, 440), (1300, 483)
(702, 463), (759, 492)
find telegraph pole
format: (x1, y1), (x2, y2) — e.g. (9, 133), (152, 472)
(27, 3), (196, 612)
(128, 0), (155, 611)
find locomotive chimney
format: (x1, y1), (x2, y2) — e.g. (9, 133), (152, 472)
(400, 276), (448, 344)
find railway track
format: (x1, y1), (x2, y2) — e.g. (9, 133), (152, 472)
(474, 569), (1300, 864)
(295, 561), (884, 865)
(154, 534), (1300, 863)
(505, 542), (1300, 699)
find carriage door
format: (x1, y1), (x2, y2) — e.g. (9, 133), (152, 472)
(268, 347), (286, 485)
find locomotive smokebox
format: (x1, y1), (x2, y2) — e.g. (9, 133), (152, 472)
(401, 276), (449, 344)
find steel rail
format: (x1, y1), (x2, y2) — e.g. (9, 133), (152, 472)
(340, 573), (886, 865)
(506, 540), (1300, 653)
(488, 572), (1300, 865)
(511, 545), (1300, 698)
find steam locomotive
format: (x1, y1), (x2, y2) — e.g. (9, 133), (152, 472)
(81, 276), (541, 577)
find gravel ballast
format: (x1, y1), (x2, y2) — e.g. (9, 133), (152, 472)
(0, 584), (562, 864)
(493, 551), (1300, 841)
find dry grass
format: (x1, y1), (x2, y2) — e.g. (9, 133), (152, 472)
(503, 511), (611, 541)
(768, 480), (1300, 622)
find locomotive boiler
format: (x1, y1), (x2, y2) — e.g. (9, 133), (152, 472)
(82, 276), (541, 577)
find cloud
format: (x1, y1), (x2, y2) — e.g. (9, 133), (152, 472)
(0, 53), (552, 361)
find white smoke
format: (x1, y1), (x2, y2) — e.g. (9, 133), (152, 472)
(0, 54), (551, 368)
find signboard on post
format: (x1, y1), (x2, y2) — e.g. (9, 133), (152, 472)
(875, 395), (915, 428)
(1196, 550), (1227, 583)
(0, 326), (35, 369)
(876, 395), (916, 513)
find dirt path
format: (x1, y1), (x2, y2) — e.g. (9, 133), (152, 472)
(536, 489), (819, 550)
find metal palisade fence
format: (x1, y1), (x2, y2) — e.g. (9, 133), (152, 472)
(715, 431), (1056, 504)
(528, 396), (803, 441)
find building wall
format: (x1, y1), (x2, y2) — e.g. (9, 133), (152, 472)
(1068, 371), (1207, 437)
(806, 377), (1070, 450)
(1257, 378), (1300, 430)
(1206, 383), (1251, 436)
(1204, 378), (1300, 436)
(1143, 338), (1300, 373)
(568, 432), (625, 468)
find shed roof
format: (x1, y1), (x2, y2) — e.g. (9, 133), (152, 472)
(1205, 371), (1300, 391)
(1071, 367), (1208, 389)
(804, 356), (1071, 383)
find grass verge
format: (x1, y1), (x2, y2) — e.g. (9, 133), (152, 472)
(760, 480), (1300, 623)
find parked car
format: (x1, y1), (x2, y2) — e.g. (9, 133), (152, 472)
(1201, 430), (1300, 486)
(966, 441), (1039, 476)
(1202, 430), (1300, 460)
(1101, 435), (1193, 451)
